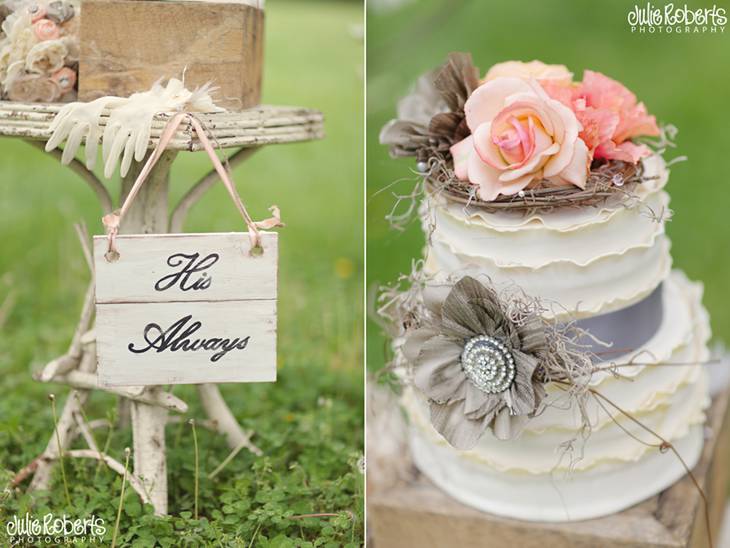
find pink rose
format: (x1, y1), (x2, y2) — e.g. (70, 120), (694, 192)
(450, 77), (590, 201)
(544, 71), (660, 163)
(483, 60), (573, 85)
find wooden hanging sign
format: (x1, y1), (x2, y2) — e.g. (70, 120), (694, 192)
(93, 232), (277, 387)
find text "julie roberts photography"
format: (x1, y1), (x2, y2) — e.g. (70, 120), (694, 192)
(5, 513), (106, 545)
(628, 2), (727, 33)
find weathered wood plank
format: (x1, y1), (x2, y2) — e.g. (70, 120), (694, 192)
(96, 300), (276, 386)
(0, 111), (323, 130)
(0, 101), (322, 118)
(0, 101), (324, 151)
(94, 232), (277, 304)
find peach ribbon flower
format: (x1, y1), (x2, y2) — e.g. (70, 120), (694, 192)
(543, 70), (660, 163)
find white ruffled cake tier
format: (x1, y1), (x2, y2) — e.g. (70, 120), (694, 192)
(403, 155), (712, 522)
(424, 154), (671, 319)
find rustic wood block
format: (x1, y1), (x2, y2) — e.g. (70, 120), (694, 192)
(93, 232), (278, 387)
(79, 0), (264, 111)
(94, 232), (277, 304)
(369, 389), (730, 548)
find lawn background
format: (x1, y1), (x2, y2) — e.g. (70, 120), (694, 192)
(0, 1), (364, 546)
(367, 0), (730, 373)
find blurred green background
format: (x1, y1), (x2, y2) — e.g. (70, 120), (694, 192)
(367, 0), (730, 373)
(0, 1), (363, 546)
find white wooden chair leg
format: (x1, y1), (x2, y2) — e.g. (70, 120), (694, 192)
(131, 399), (168, 515)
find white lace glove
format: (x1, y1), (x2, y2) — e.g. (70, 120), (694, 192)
(102, 90), (162, 178)
(45, 95), (125, 168)
(46, 78), (224, 178)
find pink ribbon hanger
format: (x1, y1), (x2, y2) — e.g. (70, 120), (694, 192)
(102, 111), (282, 261)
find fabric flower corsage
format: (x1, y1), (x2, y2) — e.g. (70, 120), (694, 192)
(401, 276), (550, 449)
(0, 0), (79, 102)
(380, 54), (663, 205)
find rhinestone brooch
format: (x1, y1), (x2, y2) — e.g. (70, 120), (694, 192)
(461, 335), (515, 394)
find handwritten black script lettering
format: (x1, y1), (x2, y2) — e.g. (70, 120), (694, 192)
(155, 252), (220, 292)
(128, 314), (251, 363)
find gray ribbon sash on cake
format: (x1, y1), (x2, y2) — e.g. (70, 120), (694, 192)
(573, 283), (664, 361)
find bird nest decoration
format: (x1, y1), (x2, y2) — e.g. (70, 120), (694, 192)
(380, 53), (666, 213)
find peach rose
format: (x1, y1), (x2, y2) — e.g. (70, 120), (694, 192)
(450, 77), (590, 201)
(483, 60), (573, 85)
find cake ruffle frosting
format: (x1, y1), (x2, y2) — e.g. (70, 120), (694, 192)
(423, 154), (672, 319)
(402, 155), (711, 521)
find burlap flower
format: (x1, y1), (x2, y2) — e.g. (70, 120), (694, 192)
(402, 276), (547, 449)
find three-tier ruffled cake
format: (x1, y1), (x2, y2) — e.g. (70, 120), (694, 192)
(379, 55), (710, 521)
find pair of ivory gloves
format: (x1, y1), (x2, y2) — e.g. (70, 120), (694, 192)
(45, 78), (223, 178)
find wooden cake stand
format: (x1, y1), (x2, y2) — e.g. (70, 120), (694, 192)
(369, 388), (729, 548)
(1, 101), (324, 515)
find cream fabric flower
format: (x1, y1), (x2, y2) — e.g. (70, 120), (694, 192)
(25, 39), (67, 74)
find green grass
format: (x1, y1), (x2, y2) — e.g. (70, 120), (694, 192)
(0, 1), (364, 546)
(366, 0), (730, 373)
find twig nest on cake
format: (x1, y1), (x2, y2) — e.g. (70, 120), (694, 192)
(425, 155), (648, 213)
(401, 276), (546, 448)
(381, 53), (669, 214)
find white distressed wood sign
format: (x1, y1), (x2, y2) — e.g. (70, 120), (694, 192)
(93, 232), (277, 387)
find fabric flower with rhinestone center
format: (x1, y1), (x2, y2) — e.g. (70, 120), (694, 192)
(401, 276), (548, 449)
(461, 335), (515, 394)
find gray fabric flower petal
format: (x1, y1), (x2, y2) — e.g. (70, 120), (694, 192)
(413, 335), (465, 403)
(492, 408), (529, 440)
(422, 282), (452, 320)
(517, 316), (548, 354)
(396, 68), (448, 124)
(402, 326), (438, 363)
(441, 277), (498, 338)
(506, 349), (540, 416)
(463, 383), (503, 419)
(430, 400), (492, 450)
(433, 52), (480, 113)
(462, 380), (490, 415)
(379, 120), (430, 158)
